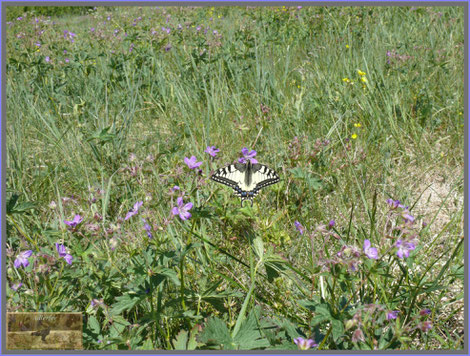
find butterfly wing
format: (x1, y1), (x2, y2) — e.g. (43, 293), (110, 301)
(210, 164), (246, 196)
(251, 164), (280, 194)
(211, 163), (280, 206)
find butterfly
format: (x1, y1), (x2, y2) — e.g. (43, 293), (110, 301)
(210, 161), (280, 206)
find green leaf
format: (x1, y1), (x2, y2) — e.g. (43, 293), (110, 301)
(110, 293), (144, 316)
(87, 315), (101, 335)
(138, 338), (154, 350)
(232, 309), (270, 349)
(6, 194), (19, 214)
(289, 167), (322, 190)
(9, 201), (37, 214)
(331, 318), (344, 342)
(173, 330), (189, 350)
(253, 236), (264, 261)
(199, 317), (234, 349)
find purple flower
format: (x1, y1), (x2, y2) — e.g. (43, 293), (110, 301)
(91, 298), (104, 308)
(64, 214), (83, 228)
(386, 199), (404, 209)
(402, 211), (415, 223)
(164, 44), (172, 52)
(387, 310), (399, 320)
(172, 197), (193, 221)
(14, 250), (33, 268)
(11, 282), (23, 291)
(294, 221), (305, 235)
(90, 27), (95, 32)
(297, 6), (302, 9)
(56, 243), (73, 265)
(420, 308), (431, 316)
(45, 56), (50, 63)
(395, 239), (416, 259)
(419, 321), (433, 332)
(205, 146), (220, 157)
(17, 17), (23, 21)
(35, 42), (41, 47)
(142, 219), (153, 239)
(363, 239), (378, 259)
(125, 201), (143, 220)
(293, 337), (317, 350)
(184, 156), (203, 170)
(65, 58), (70, 63)
(328, 220), (335, 229)
(238, 147), (258, 164)
(171, 185), (180, 192)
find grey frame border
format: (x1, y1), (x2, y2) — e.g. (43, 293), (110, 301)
(1, 1), (467, 355)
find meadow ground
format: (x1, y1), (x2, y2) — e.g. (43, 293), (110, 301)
(5, 6), (464, 350)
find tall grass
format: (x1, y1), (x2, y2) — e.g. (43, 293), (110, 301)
(6, 6), (464, 350)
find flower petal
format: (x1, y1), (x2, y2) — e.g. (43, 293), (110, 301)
(176, 196), (184, 207)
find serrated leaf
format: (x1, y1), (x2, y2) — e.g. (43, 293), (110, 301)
(199, 317), (233, 349)
(110, 293), (143, 316)
(232, 310), (270, 349)
(173, 330), (189, 350)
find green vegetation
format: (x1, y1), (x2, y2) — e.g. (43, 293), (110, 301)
(6, 6), (464, 350)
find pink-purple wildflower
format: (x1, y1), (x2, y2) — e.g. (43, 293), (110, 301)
(395, 239), (416, 259)
(64, 214), (83, 228)
(125, 201), (143, 220)
(184, 156), (203, 170)
(328, 220), (335, 229)
(238, 147), (258, 164)
(386, 310), (399, 320)
(14, 250), (33, 268)
(293, 337), (317, 350)
(419, 321), (433, 332)
(142, 219), (153, 239)
(11, 282), (23, 291)
(363, 239), (378, 259)
(205, 146), (220, 157)
(294, 221), (305, 235)
(56, 243), (73, 265)
(172, 197), (193, 221)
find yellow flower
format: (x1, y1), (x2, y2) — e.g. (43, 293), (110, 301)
(459, 112), (463, 115)
(360, 77), (368, 83)
(351, 133), (358, 139)
(346, 44), (350, 48)
(342, 77), (350, 83)
(357, 70), (366, 76)
(297, 85), (301, 89)
(354, 123), (361, 128)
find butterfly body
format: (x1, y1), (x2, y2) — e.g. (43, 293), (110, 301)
(211, 161), (280, 206)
